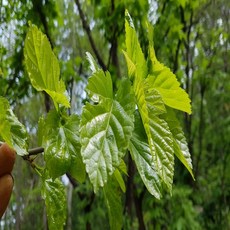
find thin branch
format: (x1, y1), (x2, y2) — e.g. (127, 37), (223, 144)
(74, 0), (107, 71)
(173, 39), (181, 73)
(28, 147), (44, 155)
(31, 0), (54, 48)
(155, 0), (167, 25)
(0, 141), (44, 156)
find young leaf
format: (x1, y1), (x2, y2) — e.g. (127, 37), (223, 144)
(124, 14), (175, 192)
(42, 110), (85, 181)
(147, 46), (191, 114)
(80, 99), (133, 192)
(68, 155), (86, 184)
(42, 175), (67, 230)
(124, 11), (147, 80)
(122, 51), (136, 79)
(24, 24), (70, 108)
(81, 68), (134, 192)
(104, 175), (123, 230)
(0, 97), (12, 145)
(86, 70), (113, 102)
(132, 76), (174, 191)
(129, 111), (162, 199)
(0, 97), (28, 155)
(62, 114), (86, 183)
(164, 108), (194, 180)
(7, 109), (29, 156)
(114, 169), (126, 193)
(118, 159), (128, 176)
(149, 115), (175, 191)
(115, 78), (135, 117)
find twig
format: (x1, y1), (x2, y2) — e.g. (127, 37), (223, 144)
(0, 141), (44, 156)
(28, 147), (44, 155)
(74, 0), (107, 71)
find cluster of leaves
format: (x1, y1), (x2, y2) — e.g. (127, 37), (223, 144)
(0, 12), (193, 230)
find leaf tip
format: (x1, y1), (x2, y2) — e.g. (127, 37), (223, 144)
(125, 10), (134, 29)
(86, 52), (98, 73)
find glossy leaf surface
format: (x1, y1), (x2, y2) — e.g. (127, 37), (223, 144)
(0, 97), (28, 155)
(24, 24), (70, 108)
(80, 70), (134, 192)
(42, 175), (67, 230)
(129, 112), (162, 199)
(42, 110), (85, 181)
(125, 16), (175, 191)
(164, 108), (194, 179)
(147, 46), (191, 114)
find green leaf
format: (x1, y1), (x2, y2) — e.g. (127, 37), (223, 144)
(43, 110), (85, 181)
(7, 110), (29, 156)
(104, 175), (123, 230)
(86, 69), (113, 102)
(133, 78), (174, 191)
(115, 78), (135, 117)
(164, 108), (195, 180)
(147, 46), (191, 114)
(42, 174), (67, 230)
(123, 12), (192, 196)
(114, 169), (126, 193)
(123, 51), (136, 79)
(81, 70), (134, 192)
(124, 15), (174, 192)
(24, 24), (70, 108)
(68, 155), (86, 183)
(0, 97), (12, 145)
(124, 11), (147, 81)
(129, 111), (162, 199)
(118, 159), (128, 176)
(149, 115), (174, 191)
(80, 99), (133, 192)
(0, 97), (28, 155)
(63, 114), (86, 183)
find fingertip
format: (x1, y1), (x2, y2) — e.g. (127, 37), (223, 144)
(0, 143), (16, 176)
(0, 143), (16, 162)
(0, 174), (14, 219)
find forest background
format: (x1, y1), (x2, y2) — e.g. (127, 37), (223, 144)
(0, 0), (229, 229)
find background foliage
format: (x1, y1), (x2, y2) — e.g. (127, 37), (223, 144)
(0, 0), (229, 229)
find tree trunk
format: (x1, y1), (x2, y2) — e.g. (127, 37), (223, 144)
(125, 154), (135, 218)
